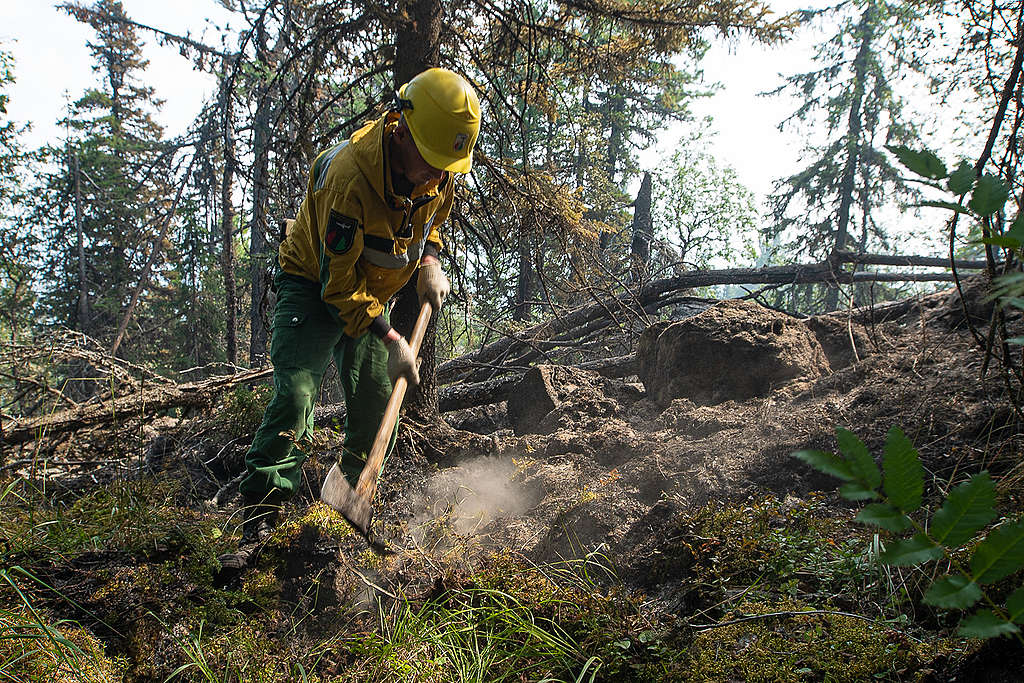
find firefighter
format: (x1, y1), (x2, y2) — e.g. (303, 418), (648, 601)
(219, 68), (480, 570)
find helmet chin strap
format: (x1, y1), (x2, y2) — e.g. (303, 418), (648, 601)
(387, 124), (416, 198)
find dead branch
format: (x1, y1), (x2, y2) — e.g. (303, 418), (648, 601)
(2, 368), (271, 449)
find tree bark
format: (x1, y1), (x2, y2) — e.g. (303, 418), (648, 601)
(221, 76), (238, 366)
(393, 0), (442, 87)
(515, 217), (534, 321)
(826, 3), (876, 311)
(834, 251), (990, 269)
(391, 0), (443, 418)
(72, 151), (90, 335)
(249, 100), (271, 368)
(248, 26), (285, 369)
(631, 172), (653, 275)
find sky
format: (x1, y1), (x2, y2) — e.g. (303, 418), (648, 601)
(1, 0), (824, 207)
(1, 0), (235, 147)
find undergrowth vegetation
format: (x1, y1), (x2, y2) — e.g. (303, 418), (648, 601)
(0, 394), (1004, 681)
(0, 450), (981, 682)
(796, 426), (1024, 641)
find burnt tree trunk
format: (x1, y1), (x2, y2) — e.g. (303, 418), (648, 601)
(631, 172), (653, 279)
(72, 151), (89, 335)
(391, 0), (443, 419)
(249, 99), (272, 367)
(515, 214), (534, 321)
(220, 76), (238, 365)
(248, 25), (284, 369)
(393, 0), (442, 86)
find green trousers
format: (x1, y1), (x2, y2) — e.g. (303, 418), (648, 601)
(239, 273), (398, 505)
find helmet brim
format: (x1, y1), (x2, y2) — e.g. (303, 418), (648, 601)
(417, 146), (473, 174)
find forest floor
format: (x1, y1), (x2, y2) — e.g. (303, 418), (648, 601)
(2, 276), (1024, 682)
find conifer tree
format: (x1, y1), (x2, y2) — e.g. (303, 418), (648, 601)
(0, 45), (35, 340)
(766, 0), (926, 311)
(460, 1), (778, 324)
(38, 0), (172, 360)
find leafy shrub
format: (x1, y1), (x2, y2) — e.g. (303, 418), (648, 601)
(888, 145), (1024, 340)
(794, 426), (1024, 640)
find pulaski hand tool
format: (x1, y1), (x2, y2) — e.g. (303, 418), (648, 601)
(320, 300), (433, 542)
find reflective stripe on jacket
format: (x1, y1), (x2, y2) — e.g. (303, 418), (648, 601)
(278, 111), (453, 337)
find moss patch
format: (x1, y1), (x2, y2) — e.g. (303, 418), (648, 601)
(684, 600), (961, 682)
(0, 604), (129, 682)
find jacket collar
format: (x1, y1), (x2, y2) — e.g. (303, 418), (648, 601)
(351, 111), (448, 211)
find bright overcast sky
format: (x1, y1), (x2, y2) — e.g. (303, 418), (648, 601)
(1, 0), (235, 146)
(1, 0), (824, 206)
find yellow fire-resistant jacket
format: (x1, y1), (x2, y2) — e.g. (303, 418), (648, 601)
(278, 111), (453, 337)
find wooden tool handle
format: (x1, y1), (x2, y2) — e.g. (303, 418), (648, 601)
(354, 301), (433, 501)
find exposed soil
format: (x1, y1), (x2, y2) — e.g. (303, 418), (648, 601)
(4, 276), (1023, 680)
(376, 278), (1022, 579)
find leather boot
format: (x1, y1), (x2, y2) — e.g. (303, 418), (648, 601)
(217, 501), (280, 572)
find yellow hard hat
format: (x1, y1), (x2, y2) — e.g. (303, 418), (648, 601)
(397, 68), (480, 174)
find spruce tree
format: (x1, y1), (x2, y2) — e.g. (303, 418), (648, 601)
(0, 45), (35, 340)
(38, 0), (171, 359)
(766, 0), (926, 311)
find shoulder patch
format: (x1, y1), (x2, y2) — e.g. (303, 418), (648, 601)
(324, 210), (359, 255)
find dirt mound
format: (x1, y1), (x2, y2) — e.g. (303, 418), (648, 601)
(506, 364), (642, 435)
(637, 299), (832, 405)
(384, 284), (1020, 581)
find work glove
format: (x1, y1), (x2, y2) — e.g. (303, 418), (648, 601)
(416, 261), (450, 311)
(386, 336), (420, 386)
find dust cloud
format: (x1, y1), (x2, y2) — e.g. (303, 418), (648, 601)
(408, 455), (537, 538)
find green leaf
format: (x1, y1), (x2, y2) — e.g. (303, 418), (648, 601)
(914, 200), (971, 215)
(840, 482), (879, 501)
(836, 428), (881, 490)
(792, 450), (855, 481)
(959, 610), (1020, 639)
(930, 472), (996, 549)
(970, 518), (1024, 585)
(968, 174), (1010, 217)
(924, 576), (983, 609)
(856, 503), (911, 532)
(982, 214), (1024, 249)
(882, 427), (923, 513)
(878, 534), (943, 566)
(948, 162), (976, 195)
(980, 236), (1023, 249)
(1007, 586), (1024, 624)
(1005, 213), (1024, 242)
(887, 145), (948, 179)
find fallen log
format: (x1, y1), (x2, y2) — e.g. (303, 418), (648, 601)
(438, 293), (715, 384)
(439, 374), (520, 413)
(833, 251), (993, 270)
(437, 354), (637, 413)
(439, 262), (830, 384)
(312, 354), (641, 421)
(439, 258), (986, 385)
(1, 368), (272, 449)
